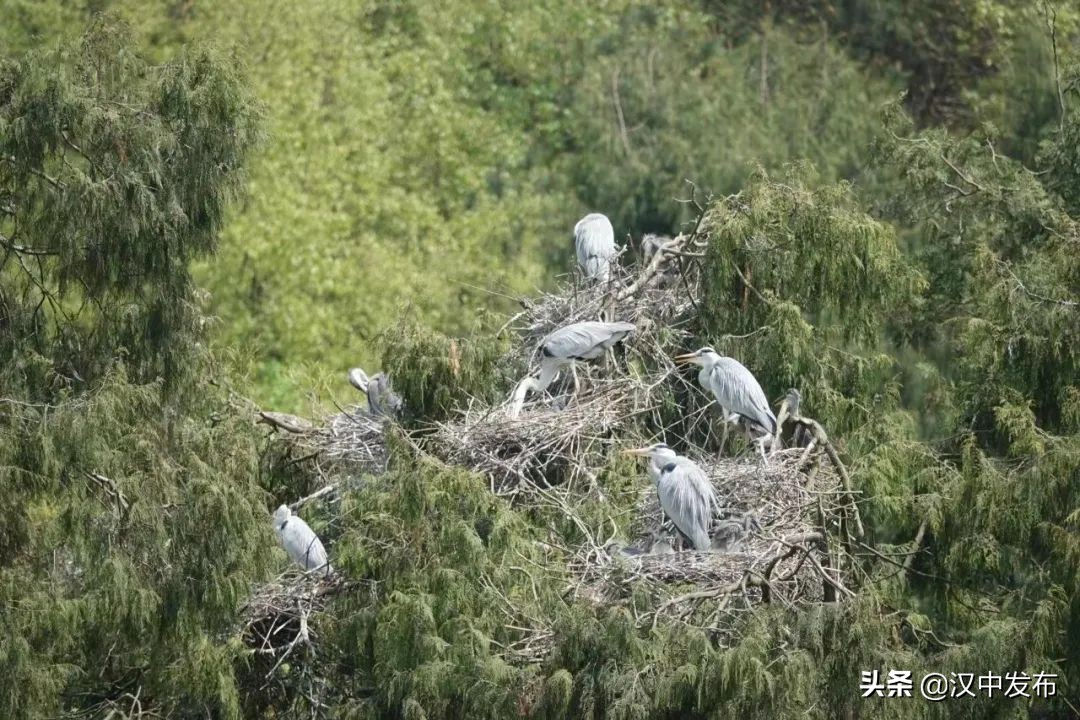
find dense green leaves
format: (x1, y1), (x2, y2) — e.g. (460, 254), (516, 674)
(0, 23), (272, 719)
(377, 315), (512, 425)
(697, 165), (926, 447)
(2, 3), (1079, 720)
(0, 18), (261, 387)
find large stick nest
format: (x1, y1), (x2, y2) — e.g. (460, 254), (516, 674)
(422, 233), (860, 639)
(431, 243), (706, 495)
(256, 405), (390, 503)
(257, 230), (863, 660)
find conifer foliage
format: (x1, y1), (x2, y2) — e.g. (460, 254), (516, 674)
(0, 21), (272, 719)
(2, 9), (1079, 720)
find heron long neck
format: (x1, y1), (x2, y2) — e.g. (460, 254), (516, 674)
(697, 363), (712, 390)
(506, 360), (562, 419)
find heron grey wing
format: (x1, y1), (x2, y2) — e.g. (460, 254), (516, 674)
(709, 359), (777, 433)
(282, 518), (328, 571)
(657, 466), (711, 551)
(541, 321), (635, 360)
(301, 533), (328, 570)
(368, 373), (402, 417)
(574, 215), (616, 278)
(682, 459), (720, 519)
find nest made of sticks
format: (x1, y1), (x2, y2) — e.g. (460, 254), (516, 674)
(569, 447), (856, 640)
(257, 231), (864, 658)
(258, 404), (390, 484)
(239, 569), (363, 674)
(431, 235), (712, 496)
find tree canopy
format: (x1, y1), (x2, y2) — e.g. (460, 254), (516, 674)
(1, 3), (1078, 719)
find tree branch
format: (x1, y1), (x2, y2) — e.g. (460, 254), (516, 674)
(1043, 1), (1067, 132)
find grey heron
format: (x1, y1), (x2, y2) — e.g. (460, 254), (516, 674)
(675, 346), (777, 464)
(348, 367), (403, 418)
(782, 388), (813, 448)
(272, 505), (332, 575)
(624, 444), (719, 552)
(507, 320), (635, 419)
(610, 532), (675, 557)
(640, 233), (679, 288)
(574, 213), (618, 283)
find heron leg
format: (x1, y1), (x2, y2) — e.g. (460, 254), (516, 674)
(571, 363), (581, 398)
(717, 422), (730, 459)
(755, 434), (769, 467)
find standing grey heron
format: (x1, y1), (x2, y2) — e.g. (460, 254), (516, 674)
(348, 367), (403, 418)
(272, 505), (332, 575)
(506, 320), (635, 419)
(623, 443), (719, 552)
(674, 347), (777, 464)
(574, 213), (618, 283)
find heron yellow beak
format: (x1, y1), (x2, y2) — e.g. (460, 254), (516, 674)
(673, 352), (699, 366)
(621, 447), (651, 457)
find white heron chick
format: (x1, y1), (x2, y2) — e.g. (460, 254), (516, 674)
(272, 505), (332, 575)
(574, 213), (618, 283)
(675, 346), (776, 463)
(507, 320), (635, 419)
(624, 443), (719, 552)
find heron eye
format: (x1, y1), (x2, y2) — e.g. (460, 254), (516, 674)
(662, 462), (677, 473)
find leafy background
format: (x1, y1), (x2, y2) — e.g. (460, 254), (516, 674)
(1, 0), (1079, 718)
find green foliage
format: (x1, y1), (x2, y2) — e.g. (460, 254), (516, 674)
(697, 164), (927, 447)
(6, 0), (908, 412)
(868, 74), (1080, 716)
(0, 22), (273, 719)
(0, 17), (261, 388)
(559, 15), (899, 234)
(309, 455), (548, 718)
(3, 3), (1080, 720)
(378, 315), (513, 424)
(830, 0), (1025, 125)
(140, 0), (576, 411)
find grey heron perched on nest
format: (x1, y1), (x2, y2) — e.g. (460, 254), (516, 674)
(348, 367), (403, 418)
(272, 505), (332, 576)
(624, 443), (720, 552)
(675, 346), (777, 464)
(574, 213), (619, 283)
(506, 320), (635, 419)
